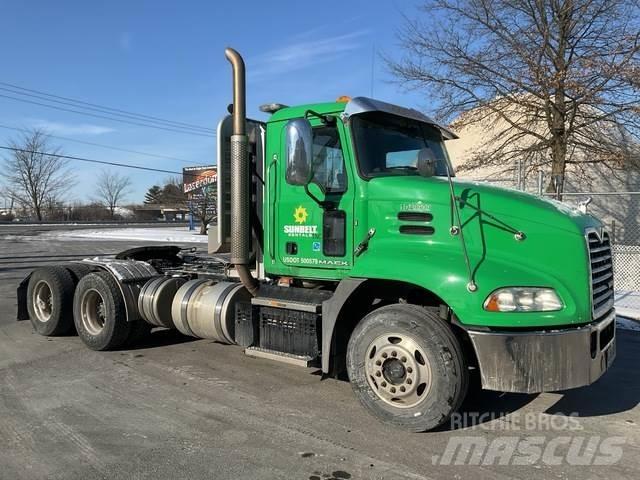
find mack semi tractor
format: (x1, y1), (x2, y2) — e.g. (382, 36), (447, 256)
(17, 48), (617, 432)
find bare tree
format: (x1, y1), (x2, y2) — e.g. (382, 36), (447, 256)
(161, 176), (215, 234)
(190, 185), (217, 235)
(388, 0), (640, 197)
(96, 169), (132, 218)
(1, 129), (74, 220)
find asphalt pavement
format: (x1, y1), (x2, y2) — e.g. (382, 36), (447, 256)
(0, 226), (638, 480)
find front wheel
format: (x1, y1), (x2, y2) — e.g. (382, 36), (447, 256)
(346, 304), (468, 432)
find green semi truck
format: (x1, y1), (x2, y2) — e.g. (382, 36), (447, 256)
(18, 48), (616, 431)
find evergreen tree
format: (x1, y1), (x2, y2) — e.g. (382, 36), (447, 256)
(144, 185), (162, 204)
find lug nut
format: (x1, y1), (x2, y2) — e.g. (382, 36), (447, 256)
(407, 378), (412, 385)
(382, 353), (388, 358)
(390, 387), (396, 393)
(401, 356), (407, 363)
(375, 371), (381, 377)
(391, 351), (397, 357)
(407, 367), (413, 373)
(400, 386), (406, 392)
(381, 381), (387, 387)
(375, 360), (382, 366)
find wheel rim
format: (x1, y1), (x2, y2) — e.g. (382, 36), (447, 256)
(80, 289), (107, 335)
(32, 280), (53, 322)
(364, 333), (432, 409)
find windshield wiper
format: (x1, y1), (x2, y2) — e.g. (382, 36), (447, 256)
(386, 165), (418, 171)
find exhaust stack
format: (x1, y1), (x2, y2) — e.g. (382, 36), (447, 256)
(225, 47), (259, 296)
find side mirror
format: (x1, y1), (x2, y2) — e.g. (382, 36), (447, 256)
(416, 147), (437, 178)
(285, 118), (313, 185)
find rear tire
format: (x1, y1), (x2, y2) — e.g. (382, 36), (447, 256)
(73, 272), (130, 350)
(64, 263), (93, 283)
(346, 304), (468, 432)
(27, 266), (76, 336)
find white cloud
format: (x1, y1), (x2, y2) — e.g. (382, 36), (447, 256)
(31, 120), (115, 136)
(248, 30), (370, 80)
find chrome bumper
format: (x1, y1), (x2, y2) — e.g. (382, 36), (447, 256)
(467, 311), (617, 393)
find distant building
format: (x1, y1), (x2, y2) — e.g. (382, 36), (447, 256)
(445, 105), (640, 245)
(133, 205), (190, 222)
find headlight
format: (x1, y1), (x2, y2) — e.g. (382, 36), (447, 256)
(483, 288), (563, 312)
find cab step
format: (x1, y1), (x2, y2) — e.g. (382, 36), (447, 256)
(244, 347), (318, 368)
(250, 284), (332, 313)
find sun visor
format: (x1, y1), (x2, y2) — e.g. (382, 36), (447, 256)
(342, 96), (458, 140)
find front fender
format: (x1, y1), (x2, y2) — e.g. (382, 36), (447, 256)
(349, 245), (587, 329)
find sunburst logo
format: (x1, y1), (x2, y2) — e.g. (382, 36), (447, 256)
(293, 206), (308, 224)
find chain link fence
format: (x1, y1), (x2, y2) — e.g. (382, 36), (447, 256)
(465, 176), (640, 316)
(549, 192), (640, 316)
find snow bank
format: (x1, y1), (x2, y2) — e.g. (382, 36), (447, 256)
(615, 290), (640, 320)
(43, 226), (207, 244)
(617, 316), (640, 332)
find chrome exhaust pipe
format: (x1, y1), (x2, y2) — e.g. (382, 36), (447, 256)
(225, 47), (259, 296)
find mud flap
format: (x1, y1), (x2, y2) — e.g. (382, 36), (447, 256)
(16, 273), (32, 321)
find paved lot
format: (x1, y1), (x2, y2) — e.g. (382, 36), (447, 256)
(0, 227), (639, 480)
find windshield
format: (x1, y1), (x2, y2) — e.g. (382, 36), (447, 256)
(351, 111), (453, 178)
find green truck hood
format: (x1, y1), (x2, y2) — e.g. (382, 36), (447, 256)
(451, 178), (602, 234)
(353, 175), (600, 328)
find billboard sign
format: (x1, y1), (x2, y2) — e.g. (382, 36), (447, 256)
(183, 166), (217, 194)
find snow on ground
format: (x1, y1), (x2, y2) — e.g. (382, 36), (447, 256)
(615, 290), (640, 320)
(43, 226), (207, 243)
(618, 316), (640, 332)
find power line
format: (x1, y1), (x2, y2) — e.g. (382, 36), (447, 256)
(0, 145), (203, 177)
(0, 123), (200, 165)
(0, 93), (216, 138)
(0, 81), (216, 134)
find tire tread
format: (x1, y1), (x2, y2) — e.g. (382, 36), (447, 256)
(26, 266), (76, 336)
(346, 303), (468, 432)
(73, 271), (130, 350)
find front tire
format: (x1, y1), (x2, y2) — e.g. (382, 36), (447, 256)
(346, 304), (468, 432)
(73, 272), (131, 350)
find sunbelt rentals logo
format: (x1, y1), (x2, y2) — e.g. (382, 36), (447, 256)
(293, 205), (308, 224)
(284, 205), (318, 237)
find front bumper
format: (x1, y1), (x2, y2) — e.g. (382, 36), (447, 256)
(467, 311), (616, 393)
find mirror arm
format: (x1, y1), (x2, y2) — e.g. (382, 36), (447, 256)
(304, 110), (336, 126)
(303, 184), (336, 210)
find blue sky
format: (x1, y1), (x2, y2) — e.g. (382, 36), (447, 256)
(0, 0), (426, 204)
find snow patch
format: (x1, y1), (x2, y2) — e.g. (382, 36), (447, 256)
(617, 316), (640, 332)
(42, 226), (207, 244)
(615, 290), (640, 320)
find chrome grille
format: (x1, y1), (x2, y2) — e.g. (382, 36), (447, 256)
(587, 230), (615, 320)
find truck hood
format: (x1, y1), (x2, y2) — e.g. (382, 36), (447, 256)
(365, 176), (602, 236)
(452, 178), (602, 235)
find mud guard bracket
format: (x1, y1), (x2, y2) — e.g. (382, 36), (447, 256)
(321, 277), (366, 374)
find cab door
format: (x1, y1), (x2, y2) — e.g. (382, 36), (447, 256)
(276, 118), (354, 277)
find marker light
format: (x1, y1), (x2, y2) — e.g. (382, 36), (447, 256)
(336, 95), (351, 103)
(483, 288), (563, 312)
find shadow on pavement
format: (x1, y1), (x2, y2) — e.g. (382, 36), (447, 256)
(546, 329), (640, 417)
(435, 379), (538, 431)
(129, 328), (199, 350)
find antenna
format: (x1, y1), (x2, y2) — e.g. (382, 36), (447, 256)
(370, 43), (375, 98)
